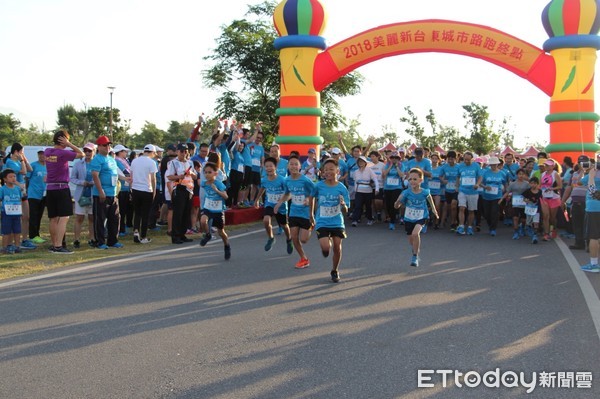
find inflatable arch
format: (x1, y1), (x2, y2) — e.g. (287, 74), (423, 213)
(273, 0), (600, 161)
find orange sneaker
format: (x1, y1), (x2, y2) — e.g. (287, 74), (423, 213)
(295, 258), (310, 269)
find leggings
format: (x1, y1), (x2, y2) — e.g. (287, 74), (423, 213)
(384, 189), (402, 223)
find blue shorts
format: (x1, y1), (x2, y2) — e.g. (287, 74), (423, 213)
(1, 212), (22, 235)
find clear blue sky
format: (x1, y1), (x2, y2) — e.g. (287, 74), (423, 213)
(0, 0), (594, 149)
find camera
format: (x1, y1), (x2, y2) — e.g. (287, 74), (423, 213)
(578, 155), (590, 169)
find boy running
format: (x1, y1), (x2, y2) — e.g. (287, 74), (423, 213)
(522, 176), (543, 244)
(199, 162), (231, 260)
(310, 158), (350, 283)
(255, 157), (293, 253)
(395, 168), (439, 267)
(274, 156), (315, 269)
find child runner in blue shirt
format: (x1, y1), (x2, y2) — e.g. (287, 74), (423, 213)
(522, 176), (543, 244)
(255, 157), (293, 254)
(395, 168), (439, 267)
(199, 162), (231, 260)
(274, 156), (315, 269)
(311, 158), (350, 283)
(0, 169), (23, 254)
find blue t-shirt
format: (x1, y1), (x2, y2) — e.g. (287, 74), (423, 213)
(248, 143), (264, 172)
(383, 163), (404, 190)
(480, 169), (507, 200)
(503, 163), (520, 181)
(337, 158), (348, 180)
(440, 163), (460, 193)
(115, 158), (131, 192)
(429, 166), (443, 196)
(312, 181), (350, 229)
(458, 162), (481, 195)
(240, 143), (252, 167)
(400, 188), (431, 222)
(27, 161), (47, 200)
(201, 180), (227, 212)
(405, 158), (432, 188)
(261, 175), (287, 214)
(0, 185), (23, 215)
(90, 154), (119, 197)
(284, 174), (315, 219)
(346, 155), (359, 186)
(231, 150), (245, 174)
(581, 174), (600, 212)
(3, 158), (24, 184)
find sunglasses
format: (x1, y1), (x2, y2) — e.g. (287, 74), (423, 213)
(83, 149), (93, 153)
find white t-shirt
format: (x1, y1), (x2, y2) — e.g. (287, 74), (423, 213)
(130, 155), (159, 192)
(369, 162), (385, 188)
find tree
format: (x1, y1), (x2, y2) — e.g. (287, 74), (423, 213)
(202, 0), (363, 140)
(463, 103), (501, 155)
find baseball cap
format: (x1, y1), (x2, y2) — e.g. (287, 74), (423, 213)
(357, 155), (368, 164)
(176, 143), (188, 151)
(143, 144), (156, 152)
(166, 144), (177, 152)
(96, 135), (112, 145)
(390, 151), (400, 158)
(155, 145), (164, 152)
(331, 147), (342, 155)
(397, 147), (406, 153)
(83, 142), (96, 151)
(544, 159), (555, 166)
(308, 148), (316, 154)
(112, 144), (129, 153)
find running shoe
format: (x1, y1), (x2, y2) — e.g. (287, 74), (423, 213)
(330, 270), (340, 283)
(133, 233), (141, 243)
(88, 240), (98, 247)
(200, 233), (212, 247)
(518, 226), (525, 237)
(526, 226), (534, 237)
(31, 236), (46, 244)
(286, 239), (293, 254)
(13, 246), (22, 254)
(73, 240), (81, 249)
(389, 223), (395, 230)
(295, 258), (310, 269)
(277, 226), (283, 235)
(466, 226), (474, 236)
(20, 240), (37, 250)
(489, 230), (496, 237)
(456, 225), (466, 235)
(551, 229), (558, 239)
(139, 238), (152, 244)
(351, 221), (358, 227)
(224, 245), (231, 260)
(543, 234), (551, 241)
(52, 246), (74, 254)
(367, 220), (374, 226)
(265, 237), (275, 251)
(110, 242), (124, 248)
(422, 224), (428, 234)
(580, 263), (600, 273)
(532, 234), (538, 244)
(450, 223), (457, 232)
(512, 231), (520, 240)
(410, 255), (420, 267)
(97, 244), (109, 250)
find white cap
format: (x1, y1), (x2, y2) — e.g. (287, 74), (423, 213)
(112, 144), (129, 153)
(487, 156), (500, 165)
(331, 147), (342, 154)
(155, 145), (164, 152)
(143, 144), (157, 152)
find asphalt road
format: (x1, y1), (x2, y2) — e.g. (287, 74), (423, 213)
(0, 221), (599, 399)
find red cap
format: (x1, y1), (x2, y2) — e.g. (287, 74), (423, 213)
(96, 135), (112, 145)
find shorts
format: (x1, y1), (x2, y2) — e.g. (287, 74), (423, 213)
(46, 188), (73, 218)
(289, 216), (311, 230)
(458, 192), (479, 210)
(250, 171), (261, 186)
(405, 219), (427, 235)
(1, 213), (21, 235)
(316, 227), (347, 239)
(74, 201), (93, 216)
(192, 195), (200, 208)
(165, 200), (173, 210)
(512, 207), (525, 219)
(373, 188), (384, 200)
(526, 213), (540, 225)
(585, 212), (600, 240)
(541, 197), (561, 209)
(202, 210), (225, 230)
(264, 207), (288, 226)
(445, 192), (458, 204)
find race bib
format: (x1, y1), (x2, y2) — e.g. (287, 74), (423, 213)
(428, 181), (441, 190)
(111, 175), (118, 186)
(386, 177), (400, 187)
(237, 164), (244, 173)
(4, 203), (22, 215)
(461, 176), (476, 186)
(542, 189), (555, 199)
(405, 206), (425, 221)
(525, 203), (538, 216)
(205, 198), (222, 212)
(267, 193), (283, 204)
(446, 181), (456, 191)
(252, 158), (261, 167)
(512, 195), (525, 207)
(292, 194), (305, 206)
(320, 205), (340, 218)
(487, 186), (499, 195)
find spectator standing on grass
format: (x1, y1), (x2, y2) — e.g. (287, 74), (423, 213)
(130, 144), (158, 244)
(44, 130), (83, 254)
(71, 142), (96, 248)
(27, 150), (47, 244)
(114, 144), (132, 237)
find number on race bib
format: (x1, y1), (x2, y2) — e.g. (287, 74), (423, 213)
(525, 204), (538, 216)
(320, 205), (340, 218)
(512, 195), (525, 207)
(487, 186), (499, 195)
(446, 181), (456, 191)
(252, 158), (261, 167)
(205, 199), (222, 211)
(428, 181), (441, 190)
(543, 189), (555, 199)
(4, 204), (22, 215)
(292, 194), (305, 206)
(237, 164), (244, 173)
(386, 177), (399, 186)
(267, 193), (282, 204)
(461, 176), (476, 186)
(405, 207), (425, 221)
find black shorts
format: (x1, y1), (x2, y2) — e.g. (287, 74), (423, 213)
(264, 207), (288, 226)
(289, 216), (311, 230)
(405, 219), (427, 235)
(46, 188), (73, 218)
(373, 188), (384, 200)
(445, 192), (458, 204)
(316, 227), (347, 239)
(512, 207), (526, 219)
(585, 212), (600, 240)
(243, 166), (253, 187)
(250, 171), (261, 186)
(202, 210), (225, 230)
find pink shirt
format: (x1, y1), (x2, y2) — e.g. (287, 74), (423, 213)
(44, 147), (77, 190)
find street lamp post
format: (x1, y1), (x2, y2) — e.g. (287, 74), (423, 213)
(107, 86), (116, 140)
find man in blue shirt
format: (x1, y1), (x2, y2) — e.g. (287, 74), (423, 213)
(405, 147), (432, 188)
(456, 151), (481, 235)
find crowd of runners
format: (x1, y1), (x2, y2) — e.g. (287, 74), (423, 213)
(1, 120), (599, 282)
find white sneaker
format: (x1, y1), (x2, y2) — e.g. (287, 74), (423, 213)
(140, 238), (152, 244)
(367, 220), (374, 226)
